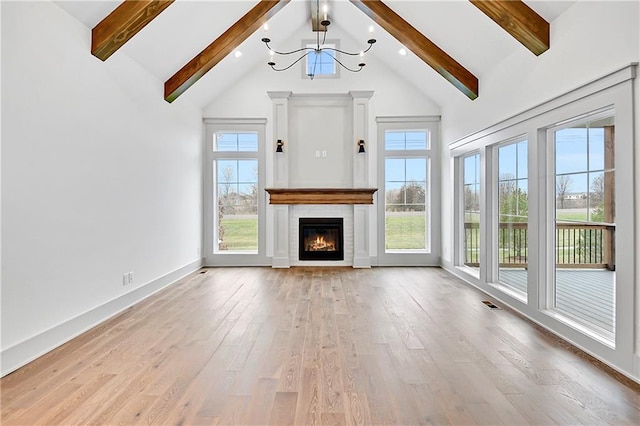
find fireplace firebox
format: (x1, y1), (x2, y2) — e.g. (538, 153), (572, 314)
(299, 218), (344, 261)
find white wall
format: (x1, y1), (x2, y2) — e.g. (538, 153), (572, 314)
(439, 1), (640, 381)
(1, 1), (203, 375)
(202, 24), (440, 142)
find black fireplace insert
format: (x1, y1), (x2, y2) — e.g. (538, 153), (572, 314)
(299, 218), (344, 261)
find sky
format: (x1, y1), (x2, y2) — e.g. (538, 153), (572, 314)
(464, 127), (608, 194)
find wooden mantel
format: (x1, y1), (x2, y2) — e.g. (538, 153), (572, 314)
(265, 188), (377, 205)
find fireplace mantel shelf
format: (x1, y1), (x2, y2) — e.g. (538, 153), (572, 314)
(265, 188), (377, 205)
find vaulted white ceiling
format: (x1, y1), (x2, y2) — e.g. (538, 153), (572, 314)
(54, 0), (576, 108)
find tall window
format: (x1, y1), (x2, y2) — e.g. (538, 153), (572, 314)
(551, 114), (615, 337)
(384, 130), (429, 252)
(204, 119), (266, 266)
(497, 140), (528, 298)
(214, 133), (259, 253)
(377, 117), (439, 266)
(463, 153), (481, 271)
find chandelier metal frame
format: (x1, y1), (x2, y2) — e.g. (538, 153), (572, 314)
(261, 1), (376, 79)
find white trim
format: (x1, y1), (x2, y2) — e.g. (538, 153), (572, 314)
(349, 91), (374, 100)
(1, 260), (202, 377)
(377, 116), (441, 123)
(203, 121), (268, 266)
(377, 117), (441, 266)
(204, 118), (267, 125)
(266, 91), (292, 100)
(288, 92), (353, 101)
(450, 63), (637, 150)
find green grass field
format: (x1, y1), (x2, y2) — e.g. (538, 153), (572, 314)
(220, 215), (428, 251)
(556, 210), (589, 221)
(219, 217), (258, 250)
(385, 215), (426, 250)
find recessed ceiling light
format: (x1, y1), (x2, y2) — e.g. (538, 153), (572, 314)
(398, 48), (407, 56)
(234, 50), (242, 58)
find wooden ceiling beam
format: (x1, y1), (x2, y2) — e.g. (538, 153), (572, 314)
(470, 0), (549, 56)
(349, 0), (478, 100)
(165, 0), (291, 103)
(92, 0), (174, 61)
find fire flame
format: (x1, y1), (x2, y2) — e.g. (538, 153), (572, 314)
(306, 234), (336, 251)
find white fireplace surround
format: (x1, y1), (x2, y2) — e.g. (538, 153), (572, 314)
(291, 205), (352, 266)
(268, 91), (374, 268)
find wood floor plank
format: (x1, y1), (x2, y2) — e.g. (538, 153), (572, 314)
(243, 378), (278, 425)
(2, 266), (638, 425)
(268, 391), (298, 425)
(294, 366), (321, 426)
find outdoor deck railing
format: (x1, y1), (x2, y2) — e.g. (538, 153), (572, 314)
(464, 222), (615, 270)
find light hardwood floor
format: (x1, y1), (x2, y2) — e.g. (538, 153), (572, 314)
(2, 267), (639, 425)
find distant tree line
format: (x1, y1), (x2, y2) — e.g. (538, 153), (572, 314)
(386, 181), (426, 211)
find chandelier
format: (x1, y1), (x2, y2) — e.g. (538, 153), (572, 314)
(261, 1), (376, 79)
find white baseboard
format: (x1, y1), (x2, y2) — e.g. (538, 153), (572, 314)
(352, 256), (372, 268)
(272, 257), (290, 268)
(1, 259), (202, 377)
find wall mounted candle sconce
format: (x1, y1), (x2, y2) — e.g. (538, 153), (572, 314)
(357, 140), (366, 153)
(276, 139), (284, 153)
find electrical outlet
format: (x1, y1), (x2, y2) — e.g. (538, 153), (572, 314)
(128, 271), (134, 284)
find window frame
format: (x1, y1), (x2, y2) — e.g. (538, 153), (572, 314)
(544, 109), (617, 344)
(203, 118), (268, 266)
(458, 151), (483, 278)
(301, 39), (340, 79)
(376, 116), (440, 266)
(491, 136), (529, 302)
